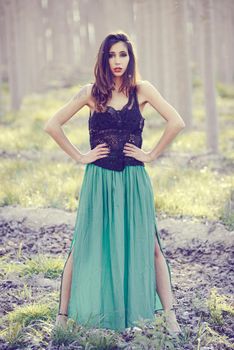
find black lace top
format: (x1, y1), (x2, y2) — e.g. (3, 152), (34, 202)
(88, 86), (145, 171)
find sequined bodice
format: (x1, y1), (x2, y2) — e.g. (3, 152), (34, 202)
(88, 86), (145, 171)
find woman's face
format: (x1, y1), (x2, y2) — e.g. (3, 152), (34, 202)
(108, 41), (130, 77)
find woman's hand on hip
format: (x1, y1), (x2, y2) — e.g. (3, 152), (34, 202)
(77, 143), (110, 164)
(123, 143), (154, 163)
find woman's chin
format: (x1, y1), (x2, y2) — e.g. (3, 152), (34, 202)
(111, 70), (125, 77)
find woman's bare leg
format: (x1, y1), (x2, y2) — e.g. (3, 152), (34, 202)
(55, 250), (73, 327)
(154, 237), (181, 333)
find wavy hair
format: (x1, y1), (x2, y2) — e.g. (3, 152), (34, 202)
(91, 32), (140, 112)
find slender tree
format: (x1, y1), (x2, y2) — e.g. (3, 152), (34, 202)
(201, 0), (219, 153)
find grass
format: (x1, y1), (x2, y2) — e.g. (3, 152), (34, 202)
(0, 82), (234, 349)
(148, 165), (234, 221)
(1, 305), (187, 349)
(0, 302), (57, 347)
(204, 324), (234, 349)
(7, 303), (54, 326)
(0, 254), (65, 279)
(0, 84), (89, 152)
(0, 82), (233, 223)
(1, 156), (233, 220)
(1, 83), (233, 218)
(0, 266), (233, 350)
(207, 288), (234, 325)
(19, 254), (65, 279)
(0, 158), (83, 210)
(191, 288), (234, 349)
(1, 301), (233, 349)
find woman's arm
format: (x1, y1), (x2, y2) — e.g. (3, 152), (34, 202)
(138, 80), (186, 161)
(44, 84), (93, 162)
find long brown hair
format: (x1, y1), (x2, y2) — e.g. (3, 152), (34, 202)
(91, 32), (140, 112)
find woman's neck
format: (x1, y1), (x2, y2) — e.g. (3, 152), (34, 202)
(113, 77), (123, 92)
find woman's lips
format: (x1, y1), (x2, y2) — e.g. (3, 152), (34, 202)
(113, 68), (122, 72)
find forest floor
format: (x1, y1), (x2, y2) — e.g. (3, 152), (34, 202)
(0, 84), (233, 349)
(0, 205), (233, 350)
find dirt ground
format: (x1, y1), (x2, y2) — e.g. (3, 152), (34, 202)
(0, 206), (233, 350)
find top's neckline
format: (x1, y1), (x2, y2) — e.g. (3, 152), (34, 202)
(106, 90), (132, 113)
(89, 87), (143, 119)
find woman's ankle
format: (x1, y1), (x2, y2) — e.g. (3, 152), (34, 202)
(58, 312), (68, 317)
(163, 306), (175, 312)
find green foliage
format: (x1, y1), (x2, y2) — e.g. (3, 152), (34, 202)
(147, 165), (234, 221)
(19, 254), (64, 279)
(0, 257), (23, 276)
(204, 323), (234, 349)
(220, 189), (234, 230)
(217, 82), (234, 99)
(0, 83), (234, 222)
(192, 76), (203, 88)
(1, 155), (233, 220)
(129, 315), (181, 349)
(0, 158), (82, 210)
(15, 283), (33, 301)
(0, 322), (24, 347)
(79, 327), (122, 349)
(220, 128), (234, 160)
(170, 130), (206, 153)
(0, 254), (64, 279)
(207, 288), (234, 325)
(7, 303), (54, 326)
(0, 287), (233, 349)
(50, 314), (185, 349)
(0, 85), (89, 152)
(0, 318), (54, 349)
(51, 319), (83, 346)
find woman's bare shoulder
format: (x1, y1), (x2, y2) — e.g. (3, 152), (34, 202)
(73, 83), (92, 97)
(81, 82), (94, 98)
(72, 82), (95, 107)
(136, 79), (147, 87)
(135, 80), (156, 103)
(136, 80), (156, 92)
(136, 80), (162, 102)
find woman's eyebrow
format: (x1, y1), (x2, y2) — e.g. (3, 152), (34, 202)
(109, 50), (127, 54)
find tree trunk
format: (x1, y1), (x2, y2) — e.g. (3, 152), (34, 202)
(201, 0), (219, 153)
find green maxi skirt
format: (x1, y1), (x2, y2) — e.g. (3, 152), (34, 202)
(59, 163), (172, 332)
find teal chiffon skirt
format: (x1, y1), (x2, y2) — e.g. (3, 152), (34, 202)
(59, 163), (172, 332)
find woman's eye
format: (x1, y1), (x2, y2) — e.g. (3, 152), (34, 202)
(108, 53), (128, 58)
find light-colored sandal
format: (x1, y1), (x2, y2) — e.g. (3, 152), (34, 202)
(164, 307), (182, 335)
(55, 312), (68, 328)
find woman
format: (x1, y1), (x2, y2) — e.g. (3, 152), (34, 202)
(44, 32), (185, 334)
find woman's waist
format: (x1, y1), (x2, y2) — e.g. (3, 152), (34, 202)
(90, 134), (143, 151)
(91, 153), (145, 171)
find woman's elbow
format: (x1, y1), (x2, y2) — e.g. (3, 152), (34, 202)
(43, 122), (52, 133)
(179, 121), (186, 129)
(43, 119), (58, 133)
(170, 119), (186, 130)
(175, 116), (186, 129)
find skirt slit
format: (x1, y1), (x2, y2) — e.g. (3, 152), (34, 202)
(58, 163), (173, 331)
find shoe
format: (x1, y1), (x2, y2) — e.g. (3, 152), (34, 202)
(55, 312), (68, 329)
(164, 307), (182, 336)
